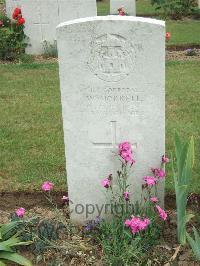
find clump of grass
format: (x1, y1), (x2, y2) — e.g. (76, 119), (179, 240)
(42, 40), (58, 58)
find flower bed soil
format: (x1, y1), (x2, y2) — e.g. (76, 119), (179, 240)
(166, 48), (200, 61)
(0, 192), (200, 265)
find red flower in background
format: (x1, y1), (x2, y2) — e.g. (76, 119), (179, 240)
(12, 7), (25, 26)
(0, 20), (3, 27)
(166, 32), (171, 42)
(12, 7), (21, 20)
(17, 17), (25, 25)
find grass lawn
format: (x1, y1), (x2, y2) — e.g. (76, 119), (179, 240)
(136, 0), (160, 15)
(97, 0), (200, 46)
(0, 63), (66, 191)
(0, 61), (199, 193)
(167, 20), (200, 46)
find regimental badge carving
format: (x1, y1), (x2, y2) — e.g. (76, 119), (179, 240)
(88, 34), (135, 82)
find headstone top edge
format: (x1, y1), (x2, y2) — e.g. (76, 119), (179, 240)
(56, 16), (165, 30)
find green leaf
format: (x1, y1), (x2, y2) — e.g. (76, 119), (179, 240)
(193, 227), (200, 246)
(2, 236), (32, 248)
(0, 252), (32, 266)
(178, 142), (189, 183)
(175, 132), (182, 158)
(1, 236), (20, 247)
(186, 229), (200, 261)
(0, 222), (19, 240)
(0, 260), (6, 266)
(185, 213), (194, 224)
(173, 133), (195, 245)
(0, 242), (12, 252)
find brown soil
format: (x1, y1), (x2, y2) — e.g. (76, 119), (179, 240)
(0, 191), (66, 212)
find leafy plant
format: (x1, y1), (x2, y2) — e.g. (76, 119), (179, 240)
(0, 221), (32, 266)
(0, 12), (27, 61)
(172, 132), (195, 245)
(89, 142), (168, 265)
(11, 215), (65, 255)
(186, 227), (200, 261)
(151, 0), (197, 19)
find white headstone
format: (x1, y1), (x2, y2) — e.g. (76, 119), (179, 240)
(9, 0), (97, 55)
(110, 0), (136, 15)
(57, 16), (165, 224)
(5, 0), (21, 18)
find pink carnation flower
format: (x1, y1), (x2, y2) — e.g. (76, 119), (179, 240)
(120, 151), (136, 164)
(150, 197), (158, 203)
(119, 141), (132, 152)
(41, 181), (54, 191)
(101, 178), (111, 189)
(156, 205), (168, 221)
(125, 216), (150, 234)
(118, 141), (135, 164)
(162, 155), (170, 164)
(143, 176), (157, 186)
(151, 168), (165, 179)
(16, 207), (25, 217)
(123, 191), (130, 201)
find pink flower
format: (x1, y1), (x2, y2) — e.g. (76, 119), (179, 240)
(143, 176), (157, 186)
(125, 216), (150, 234)
(118, 141), (132, 153)
(162, 155), (170, 164)
(16, 207), (25, 217)
(0, 21), (3, 27)
(120, 150), (135, 164)
(123, 191), (130, 201)
(101, 178), (111, 188)
(150, 197), (158, 203)
(152, 168), (165, 179)
(139, 218), (151, 230)
(156, 205), (168, 221)
(41, 181), (54, 191)
(62, 196), (69, 203)
(118, 141), (135, 164)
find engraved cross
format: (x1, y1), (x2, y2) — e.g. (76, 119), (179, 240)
(92, 121), (137, 150)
